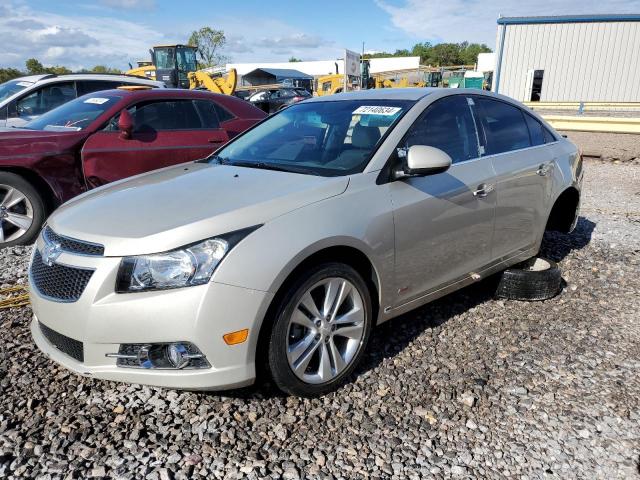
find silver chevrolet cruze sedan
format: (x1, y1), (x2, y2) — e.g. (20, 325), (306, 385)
(29, 88), (582, 397)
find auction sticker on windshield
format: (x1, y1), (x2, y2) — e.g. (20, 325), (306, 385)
(353, 106), (402, 116)
(84, 98), (110, 105)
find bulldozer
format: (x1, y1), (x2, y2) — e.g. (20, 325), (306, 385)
(126, 44), (237, 95)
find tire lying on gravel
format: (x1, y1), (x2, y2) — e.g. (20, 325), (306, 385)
(495, 257), (562, 301)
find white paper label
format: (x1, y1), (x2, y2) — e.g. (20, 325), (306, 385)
(16, 82), (32, 87)
(84, 97), (110, 105)
(353, 106), (402, 116)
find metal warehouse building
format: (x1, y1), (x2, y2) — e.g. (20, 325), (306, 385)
(493, 14), (640, 102)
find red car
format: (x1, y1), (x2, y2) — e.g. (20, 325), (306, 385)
(0, 88), (266, 247)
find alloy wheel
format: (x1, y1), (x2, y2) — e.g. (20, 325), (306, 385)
(0, 184), (34, 244)
(286, 277), (366, 384)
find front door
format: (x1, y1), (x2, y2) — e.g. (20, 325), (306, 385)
(472, 96), (554, 261)
(390, 95), (496, 307)
(81, 98), (228, 188)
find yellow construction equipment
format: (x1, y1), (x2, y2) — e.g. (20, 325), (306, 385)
(316, 74), (345, 96)
(126, 45), (237, 95)
(188, 69), (237, 95)
(316, 65), (444, 96)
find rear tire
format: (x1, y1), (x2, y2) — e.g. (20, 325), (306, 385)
(0, 172), (45, 248)
(267, 262), (373, 397)
(496, 257), (562, 301)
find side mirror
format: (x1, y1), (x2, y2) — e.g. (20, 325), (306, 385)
(118, 109), (133, 139)
(402, 145), (452, 177)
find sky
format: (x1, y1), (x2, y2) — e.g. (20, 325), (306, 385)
(1, 0), (639, 71)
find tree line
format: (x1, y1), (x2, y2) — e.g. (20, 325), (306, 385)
(364, 41), (492, 66)
(0, 58), (122, 84)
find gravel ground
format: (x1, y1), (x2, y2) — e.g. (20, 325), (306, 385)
(1, 160), (639, 479)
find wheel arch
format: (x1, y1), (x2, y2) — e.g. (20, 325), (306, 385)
(255, 242), (382, 373)
(546, 186), (580, 233)
(0, 166), (60, 215)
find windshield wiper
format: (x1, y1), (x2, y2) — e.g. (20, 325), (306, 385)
(228, 160), (316, 176)
(202, 154), (230, 165)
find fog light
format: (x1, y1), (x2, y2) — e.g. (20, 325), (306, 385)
(167, 343), (190, 369)
(107, 342), (210, 369)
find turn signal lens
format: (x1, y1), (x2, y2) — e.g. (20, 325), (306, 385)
(223, 329), (249, 345)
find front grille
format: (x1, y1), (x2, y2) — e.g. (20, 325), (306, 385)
(39, 322), (84, 362)
(30, 250), (94, 302)
(43, 227), (104, 256)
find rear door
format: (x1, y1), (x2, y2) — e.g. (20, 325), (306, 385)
(81, 98), (228, 187)
(472, 96), (554, 261)
(390, 95), (496, 306)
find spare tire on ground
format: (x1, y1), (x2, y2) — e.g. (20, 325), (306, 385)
(495, 257), (562, 301)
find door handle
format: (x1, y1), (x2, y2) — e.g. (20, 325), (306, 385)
(208, 139), (223, 144)
(473, 183), (495, 198)
(536, 163), (552, 176)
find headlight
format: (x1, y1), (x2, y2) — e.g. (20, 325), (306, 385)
(115, 226), (260, 293)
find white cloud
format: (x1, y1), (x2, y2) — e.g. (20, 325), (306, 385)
(0, 2), (164, 70)
(0, 3), (339, 71)
(376, 0), (640, 47)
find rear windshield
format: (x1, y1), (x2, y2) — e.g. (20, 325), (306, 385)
(0, 79), (31, 102)
(211, 99), (414, 176)
(24, 93), (121, 132)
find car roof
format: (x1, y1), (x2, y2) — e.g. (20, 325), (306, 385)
(11, 73), (163, 87)
(306, 88), (436, 103)
(96, 88), (236, 100)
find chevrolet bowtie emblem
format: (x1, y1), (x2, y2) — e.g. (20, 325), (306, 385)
(41, 239), (62, 267)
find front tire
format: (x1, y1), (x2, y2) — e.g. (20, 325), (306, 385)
(0, 172), (45, 248)
(267, 263), (373, 397)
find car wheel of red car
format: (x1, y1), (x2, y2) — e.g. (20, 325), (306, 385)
(0, 172), (46, 248)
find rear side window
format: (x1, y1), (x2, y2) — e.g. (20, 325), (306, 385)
(214, 103), (235, 122)
(543, 126), (556, 143)
(524, 113), (545, 146)
(131, 100), (202, 131)
(475, 98), (531, 154)
(76, 80), (122, 96)
(194, 100), (220, 128)
(404, 96), (479, 164)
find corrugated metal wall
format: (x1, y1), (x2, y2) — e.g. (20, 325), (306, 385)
(495, 21), (640, 102)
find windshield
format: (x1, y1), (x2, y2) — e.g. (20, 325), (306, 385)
(0, 80), (31, 102)
(155, 47), (175, 69)
(211, 99), (413, 176)
(24, 93), (121, 131)
(177, 47), (197, 72)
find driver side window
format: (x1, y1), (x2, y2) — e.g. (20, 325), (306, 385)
(404, 96), (480, 164)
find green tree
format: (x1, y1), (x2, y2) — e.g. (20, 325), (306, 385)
(91, 65), (122, 74)
(25, 58), (72, 75)
(188, 27), (227, 68)
(288, 57), (303, 62)
(25, 58), (46, 75)
(0, 68), (23, 83)
(459, 42), (492, 65)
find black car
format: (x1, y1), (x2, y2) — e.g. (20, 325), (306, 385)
(248, 88), (311, 114)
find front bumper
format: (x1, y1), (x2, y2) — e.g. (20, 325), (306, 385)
(29, 240), (274, 390)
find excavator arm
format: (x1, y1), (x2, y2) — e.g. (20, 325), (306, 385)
(188, 69), (237, 95)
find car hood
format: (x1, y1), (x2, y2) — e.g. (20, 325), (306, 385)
(0, 128), (86, 157)
(49, 162), (349, 256)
